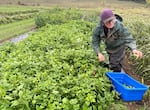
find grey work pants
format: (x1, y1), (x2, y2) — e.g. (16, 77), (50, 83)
(107, 46), (125, 72)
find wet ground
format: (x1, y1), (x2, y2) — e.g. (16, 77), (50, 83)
(0, 30), (35, 44)
(10, 33), (29, 43)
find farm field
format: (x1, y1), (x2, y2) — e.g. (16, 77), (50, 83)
(0, 5), (51, 42)
(0, 0), (150, 110)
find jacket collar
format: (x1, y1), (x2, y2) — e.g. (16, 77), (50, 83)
(100, 20), (120, 37)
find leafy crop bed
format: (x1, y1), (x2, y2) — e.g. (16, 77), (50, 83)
(0, 9), (121, 109)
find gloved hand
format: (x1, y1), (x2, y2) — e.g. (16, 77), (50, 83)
(132, 49), (143, 59)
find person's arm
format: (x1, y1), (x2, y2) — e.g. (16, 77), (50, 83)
(119, 23), (136, 50)
(92, 25), (105, 61)
(119, 23), (143, 58)
(92, 25), (101, 54)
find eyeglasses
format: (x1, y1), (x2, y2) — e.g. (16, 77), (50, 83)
(108, 19), (114, 23)
(104, 18), (115, 25)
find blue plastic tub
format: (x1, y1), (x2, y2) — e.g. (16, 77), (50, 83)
(106, 72), (149, 101)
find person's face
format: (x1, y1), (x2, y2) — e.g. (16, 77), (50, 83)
(104, 18), (115, 29)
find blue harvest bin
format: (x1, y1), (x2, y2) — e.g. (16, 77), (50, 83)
(106, 72), (149, 101)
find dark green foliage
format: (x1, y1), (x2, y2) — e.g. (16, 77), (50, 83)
(35, 8), (83, 27)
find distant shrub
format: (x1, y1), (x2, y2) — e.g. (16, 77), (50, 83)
(35, 8), (83, 27)
(17, 1), (26, 5)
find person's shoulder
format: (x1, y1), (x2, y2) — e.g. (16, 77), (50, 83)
(94, 22), (103, 31)
(115, 19), (124, 29)
(95, 22), (102, 28)
(115, 19), (123, 25)
(93, 22), (103, 35)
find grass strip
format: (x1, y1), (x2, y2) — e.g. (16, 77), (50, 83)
(0, 18), (35, 41)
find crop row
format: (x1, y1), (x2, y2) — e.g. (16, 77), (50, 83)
(0, 5), (42, 24)
(0, 6), (39, 15)
(0, 10), (123, 109)
(0, 12), (38, 25)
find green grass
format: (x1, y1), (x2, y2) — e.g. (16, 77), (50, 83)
(0, 18), (35, 41)
(0, 5), (51, 42)
(0, 5), (38, 13)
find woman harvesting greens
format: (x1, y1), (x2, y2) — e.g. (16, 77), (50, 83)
(92, 9), (142, 72)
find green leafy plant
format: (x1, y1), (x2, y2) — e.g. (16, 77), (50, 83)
(0, 16), (119, 109)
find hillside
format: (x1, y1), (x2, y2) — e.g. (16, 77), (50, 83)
(0, 0), (146, 8)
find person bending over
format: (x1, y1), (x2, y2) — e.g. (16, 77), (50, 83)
(92, 9), (142, 72)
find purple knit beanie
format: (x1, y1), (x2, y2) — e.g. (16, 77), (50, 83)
(100, 9), (115, 23)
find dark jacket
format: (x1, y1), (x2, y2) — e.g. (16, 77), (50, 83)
(92, 20), (136, 54)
